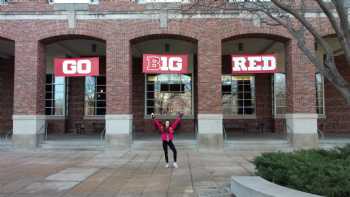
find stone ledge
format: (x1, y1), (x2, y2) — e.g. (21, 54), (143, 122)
(13, 115), (46, 120)
(231, 176), (324, 197)
(285, 113), (318, 119)
(197, 114), (223, 120)
(105, 114), (133, 120)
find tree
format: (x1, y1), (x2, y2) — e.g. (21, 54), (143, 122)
(188, 0), (350, 104)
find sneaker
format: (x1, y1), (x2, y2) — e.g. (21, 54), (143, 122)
(165, 163), (169, 168)
(173, 162), (178, 168)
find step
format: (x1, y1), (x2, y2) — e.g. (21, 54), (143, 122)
(0, 140), (15, 150)
(40, 140), (105, 151)
(224, 140), (292, 151)
(320, 139), (350, 149)
(132, 140), (197, 150)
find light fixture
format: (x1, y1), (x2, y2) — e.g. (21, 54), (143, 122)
(92, 44), (97, 53)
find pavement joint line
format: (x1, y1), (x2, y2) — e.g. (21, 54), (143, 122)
(78, 150), (136, 197)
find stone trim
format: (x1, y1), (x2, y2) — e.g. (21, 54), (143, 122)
(197, 113), (223, 120)
(105, 114), (133, 120)
(285, 113), (318, 119)
(13, 114), (46, 120)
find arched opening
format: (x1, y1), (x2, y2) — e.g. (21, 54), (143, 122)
(222, 34), (288, 140)
(130, 34), (198, 140)
(316, 35), (350, 139)
(42, 35), (106, 141)
(0, 38), (14, 142)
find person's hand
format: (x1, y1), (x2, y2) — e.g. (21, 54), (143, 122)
(151, 113), (155, 119)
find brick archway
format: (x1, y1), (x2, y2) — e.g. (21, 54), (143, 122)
(0, 37), (15, 137)
(221, 33), (290, 139)
(130, 34), (198, 140)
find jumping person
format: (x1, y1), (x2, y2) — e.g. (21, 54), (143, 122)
(151, 112), (183, 168)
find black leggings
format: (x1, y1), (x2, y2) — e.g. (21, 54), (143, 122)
(162, 140), (177, 163)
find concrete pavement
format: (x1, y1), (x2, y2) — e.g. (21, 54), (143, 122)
(0, 148), (261, 197)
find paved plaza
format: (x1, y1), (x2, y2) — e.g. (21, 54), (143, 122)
(0, 148), (260, 197)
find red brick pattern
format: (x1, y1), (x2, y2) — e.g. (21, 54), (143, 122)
(0, 1), (338, 135)
(319, 55), (350, 134)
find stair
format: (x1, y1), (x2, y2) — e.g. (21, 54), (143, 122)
(132, 140), (197, 150)
(0, 139), (14, 150)
(40, 139), (105, 151)
(224, 140), (293, 152)
(320, 139), (350, 150)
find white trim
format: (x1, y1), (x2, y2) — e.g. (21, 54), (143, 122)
(285, 113), (318, 119)
(0, 10), (332, 21)
(13, 115), (46, 120)
(105, 114), (133, 120)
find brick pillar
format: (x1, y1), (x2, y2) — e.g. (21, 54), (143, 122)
(286, 39), (319, 149)
(105, 38), (133, 148)
(12, 40), (46, 148)
(197, 38), (223, 150)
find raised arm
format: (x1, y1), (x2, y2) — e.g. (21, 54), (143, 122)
(151, 113), (163, 132)
(170, 113), (183, 131)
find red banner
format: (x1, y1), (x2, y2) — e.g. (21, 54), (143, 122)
(143, 54), (189, 74)
(54, 57), (99, 77)
(232, 54), (277, 74)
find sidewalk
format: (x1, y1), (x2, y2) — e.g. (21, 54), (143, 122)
(0, 149), (260, 197)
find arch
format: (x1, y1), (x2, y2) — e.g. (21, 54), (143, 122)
(222, 33), (291, 43)
(130, 34), (198, 45)
(40, 34), (106, 45)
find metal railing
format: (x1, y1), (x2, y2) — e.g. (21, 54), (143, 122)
(42, 121), (48, 141)
(99, 127), (106, 142)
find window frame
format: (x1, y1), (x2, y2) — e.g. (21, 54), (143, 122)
(45, 74), (67, 117)
(134, 0), (190, 4)
(48, 0), (98, 4)
(315, 73), (326, 116)
(144, 73), (194, 119)
(84, 75), (106, 117)
(272, 72), (287, 118)
(222, 75), (256, 118)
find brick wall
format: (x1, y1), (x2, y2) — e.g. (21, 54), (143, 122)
(319, 55), (350, 134)
(0, 59), (14, 135)
(0, 4), (335, 136)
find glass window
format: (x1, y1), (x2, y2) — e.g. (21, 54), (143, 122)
(222, 75), (256, 116)
(48, 0), (98, 4)
(273, 73), (287, 115)
(45, 74), (66, 116)
(136, 0), (189, 3)
(146, 74), (192, 116)
(316, 73), (325, 115)
(85, 76), (106, 116)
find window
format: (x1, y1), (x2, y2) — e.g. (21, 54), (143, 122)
(45, 75), (66, 116)
(48, 0), (98, 4)
(0, 0), (8, 5)
(146, 74), (192, 116)
(135, 0), (189, 3)
(227, 0), (270, 2)
(85, 76), (106, 116)
(222, 75), (256, 116)
(273, 73), (287, 115)
(315, 73), (325, 115)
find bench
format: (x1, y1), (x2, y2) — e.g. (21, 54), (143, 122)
(231, 176), (324, 197)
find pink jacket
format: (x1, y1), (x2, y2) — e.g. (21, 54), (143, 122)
(153, 117), (181, 141)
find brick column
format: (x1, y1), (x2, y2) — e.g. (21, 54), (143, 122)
(197, 38), (223, 150)
(286, 39), (319, 149)
(105, 37), (133, 148)
(12, 40), (46, 148)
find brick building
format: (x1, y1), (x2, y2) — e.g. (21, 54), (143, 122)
(0, 0), (348, 149)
